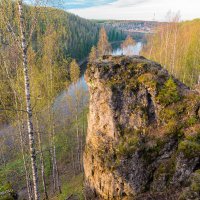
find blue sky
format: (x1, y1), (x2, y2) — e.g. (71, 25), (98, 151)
(64, 0), (200, 21)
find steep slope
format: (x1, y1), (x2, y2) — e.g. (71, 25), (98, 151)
(84, 55), (200, 200)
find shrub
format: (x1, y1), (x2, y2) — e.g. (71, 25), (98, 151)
(0, 182), (17, 200)
(116, 130), (140, 157)
(138, 73), (157, 89)
(187, 116), (198, 126)
(157, 77), (180, 106)
(178, 140), (200, 158)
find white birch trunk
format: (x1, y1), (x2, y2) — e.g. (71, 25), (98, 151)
(18, 109), (33, 200)
(52, 116), (62, 193)
(171, 23), (178, 74)
(17, 1), (40, 199)
(36, 117), (48, 199)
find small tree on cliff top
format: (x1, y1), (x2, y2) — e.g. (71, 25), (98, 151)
(88, 46), (97, 63)
(121, 35), (136, 55)
(97, 27), (112, 57)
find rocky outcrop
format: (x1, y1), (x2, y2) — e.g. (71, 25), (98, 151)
(84, 55), (200, 200)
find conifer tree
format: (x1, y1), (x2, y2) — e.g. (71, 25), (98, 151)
(88, 46), (97, 63)
(97, 27), (112, 57)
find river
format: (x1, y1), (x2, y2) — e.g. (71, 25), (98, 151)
(112, 42), (143, 56)
(53, 42), (143, 117)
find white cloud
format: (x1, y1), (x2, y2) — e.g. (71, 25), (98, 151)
(68, 0), (200, 21)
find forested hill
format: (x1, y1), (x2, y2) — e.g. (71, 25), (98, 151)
(1, 4), (125, 62)
(29, 7), (125, 61)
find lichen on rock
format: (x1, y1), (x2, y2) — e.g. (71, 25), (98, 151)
(84, 55), (200, 200)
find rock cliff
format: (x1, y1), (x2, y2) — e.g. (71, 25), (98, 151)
(84, 56), (200, 200)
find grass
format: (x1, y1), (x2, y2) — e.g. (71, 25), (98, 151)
(52, 174), (84, 200)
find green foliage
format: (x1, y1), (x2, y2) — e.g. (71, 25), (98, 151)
(0, 2), (124, 125)
(157, 77), (180, 105)
(160, 108), (177, 122)
(178, 140), (200, 158)
(187, 116), (198, 126)
(138, 73), (157, 89)
(178, 131), (200, 158)
(0, 158), (24, 186)
(70, 59), (80, 83)
(154, 156), (176, 185)
(88, 46), (97, 63)
(0, 181), (17, 200)
(0, 191), (15, 199)
(31, 8), (125, 61)
(164, 119), (183, 138)
(185, 132), (200, 143)
(56, 174), (84, 200)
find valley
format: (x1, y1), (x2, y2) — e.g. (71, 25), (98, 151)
(0, 1), (200, 200)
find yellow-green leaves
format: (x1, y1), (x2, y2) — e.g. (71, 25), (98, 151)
(70, 59), (80, 83)
(142, 19), (200, 87)
(88, 46), (97, 63)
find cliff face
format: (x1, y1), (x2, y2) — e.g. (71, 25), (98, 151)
(84, 56), (200, 200)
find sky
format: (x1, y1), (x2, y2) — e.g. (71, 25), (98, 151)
(59, 0), (200, 21)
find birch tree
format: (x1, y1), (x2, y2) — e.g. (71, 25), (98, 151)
(17, 1), (40, 199)
(41, 27), (63, 194)
(35, 116), (48, 199)
(142, 13), (200, 86)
